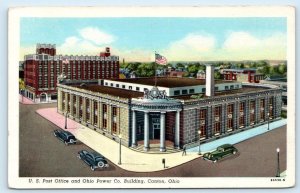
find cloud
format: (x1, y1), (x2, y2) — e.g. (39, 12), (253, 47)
(79, 27), (115, 45)
(219, 31), (287, 60)
(163, 33), (216, 61)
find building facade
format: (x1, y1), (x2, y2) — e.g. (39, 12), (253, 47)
(222, 68), (264, 83)
(24, 44), (119, 102)
(57, 76), (282, 152)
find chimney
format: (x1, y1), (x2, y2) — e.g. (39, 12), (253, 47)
(205, 64), (214, 97)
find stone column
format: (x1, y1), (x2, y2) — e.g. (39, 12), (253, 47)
(76, 95), (79, 119)
(174, 110), (180, 149)
(82, 97), (86, 123)
(70, 94), (74, 117)
(98, 101), (102, 129)
(90, 100), (94, 125)
(64, 92), (68, 113)
(132, 110), (137, 147)
(160, 112), (166, 152)
(144, 111), (150, 151)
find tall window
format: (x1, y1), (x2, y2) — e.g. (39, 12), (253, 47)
(61, 91), (65, 111)
(112, 107), (118, 134)
(250, 101), (255, 124)
(214, 106), (221, 134)
(227, 104), (234, 130)
(200, 109), (206, 138)
(73, 95), (76, 116)
(94, 101), (98, 126)
(260, 99), (265, 120)
(67, 94), (70, 113)
(239, 102), (245, 127)
(79, 97), (83, 120)
(102, 104), (107, 129)
(86, 99), (90, 122)
(269, 97), (274, 118)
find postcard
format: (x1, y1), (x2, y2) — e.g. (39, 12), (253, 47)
(8, 6), (295, 188)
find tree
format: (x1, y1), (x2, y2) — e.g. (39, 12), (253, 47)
(214, 71), (221, 79)
(19, 78), (25, 90)
(278, 64), (287, 75)
(176, 63), (185, 69)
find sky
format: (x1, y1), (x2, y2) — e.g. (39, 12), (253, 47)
(20, 17), (287, 62)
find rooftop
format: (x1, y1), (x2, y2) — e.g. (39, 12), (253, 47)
(109, 77), (234, 88)
(71, 84), (143, 99)
(173, 85), (270, 100)
(69, 84), (271, 100)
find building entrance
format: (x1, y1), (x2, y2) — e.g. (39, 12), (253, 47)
(153, 123), (160, 139)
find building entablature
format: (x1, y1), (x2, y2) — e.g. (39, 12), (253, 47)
(182, 87), (282, 109)
(57, 84), (130, 108)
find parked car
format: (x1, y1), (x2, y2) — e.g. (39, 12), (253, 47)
(203, 144), (238, 163)
(53, 129), (77, 145)
(77, 150), (109, 171)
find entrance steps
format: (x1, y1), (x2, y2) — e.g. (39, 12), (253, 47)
(130, 144), (182, 154)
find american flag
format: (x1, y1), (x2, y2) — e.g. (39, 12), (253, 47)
(155, 53), (167, 65)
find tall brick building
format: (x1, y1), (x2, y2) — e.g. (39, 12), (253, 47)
(57, 65), (282, 152)
(24, 43), (119, 102)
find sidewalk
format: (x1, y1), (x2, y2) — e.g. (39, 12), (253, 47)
(36, 108), (199, 172)
(19, 94), (34, 105)
(36, 107), (286, 172)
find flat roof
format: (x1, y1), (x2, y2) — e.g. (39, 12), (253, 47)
(72, 84), (144, 99)
(108, 77), (235, 88)
(70, 84), (270, 100)
(173, 86), (270, 100)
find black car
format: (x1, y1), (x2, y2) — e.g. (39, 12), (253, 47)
(203, 144), (238, 163)
(53, 129), (77, 145)
(77, 150), (109, 171)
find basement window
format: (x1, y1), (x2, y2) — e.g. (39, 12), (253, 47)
(174, 90), (180, 96)
(189, 89), (195, 94)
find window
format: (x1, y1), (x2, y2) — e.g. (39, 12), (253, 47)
(122, 85), (125, 89)
(227, 104), (234, 114)
(225, 86), (229, 90)
(200, 109), (206, 119)
(110, 83), (114, 87)
(215, 106), (221, 116)
(105, 82), (108, 86)
(215, 87), (218, 91)
(227, 119), (233, 129)
(116, 84), (119, 88)
(174, 90), (180, 96)
(239, 102), (245, 112)
(230, 85), (234, 89)
(129, 86), (132, 90)
(94, 101), (98, 125)
(182, 90), (188, 94)
(189, 89), (195, 94)
(202, 88), (206, 93)
(102, 104), (107, 129)
(112, 107), (118, 134)
(136, 87), (140, 91)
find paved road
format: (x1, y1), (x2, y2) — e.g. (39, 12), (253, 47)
(20, 103), (286, 177)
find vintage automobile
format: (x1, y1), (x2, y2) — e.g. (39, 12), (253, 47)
(77, 150), (109, 171)
(53, 129), (77, 145)
(203, 144), (238, 163)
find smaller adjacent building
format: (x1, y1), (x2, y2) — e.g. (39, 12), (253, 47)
(222, 68), (264, 83)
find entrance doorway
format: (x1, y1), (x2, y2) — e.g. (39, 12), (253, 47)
(153, 123), (160, 139)
(40, 93), (47, 102)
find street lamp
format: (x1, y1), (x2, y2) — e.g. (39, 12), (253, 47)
(276, 148), (280, 177)
(267, 113), (270, 130)
(64, 111), (68, 129)
(198, 130), (201, 155)
(118, 134), (122, 165)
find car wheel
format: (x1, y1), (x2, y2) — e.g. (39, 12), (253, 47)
(70, 139), (75, 144)
(77, 155), (81, 159)
(233, 150), (237, 155)
(90, 166), (95, 171)
(98, 161), (105, 168)
(53, 132), (57, 137)
(213, 159), (217, 163)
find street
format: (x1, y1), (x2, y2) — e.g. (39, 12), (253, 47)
(19, 103), (286, 177)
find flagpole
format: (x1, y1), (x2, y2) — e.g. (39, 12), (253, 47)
(155, 51), (157, 87)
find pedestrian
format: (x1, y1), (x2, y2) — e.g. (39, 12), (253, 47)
(182, 145), (187, 156)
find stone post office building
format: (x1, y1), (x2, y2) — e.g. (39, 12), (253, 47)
(57, 66), (282, 152)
